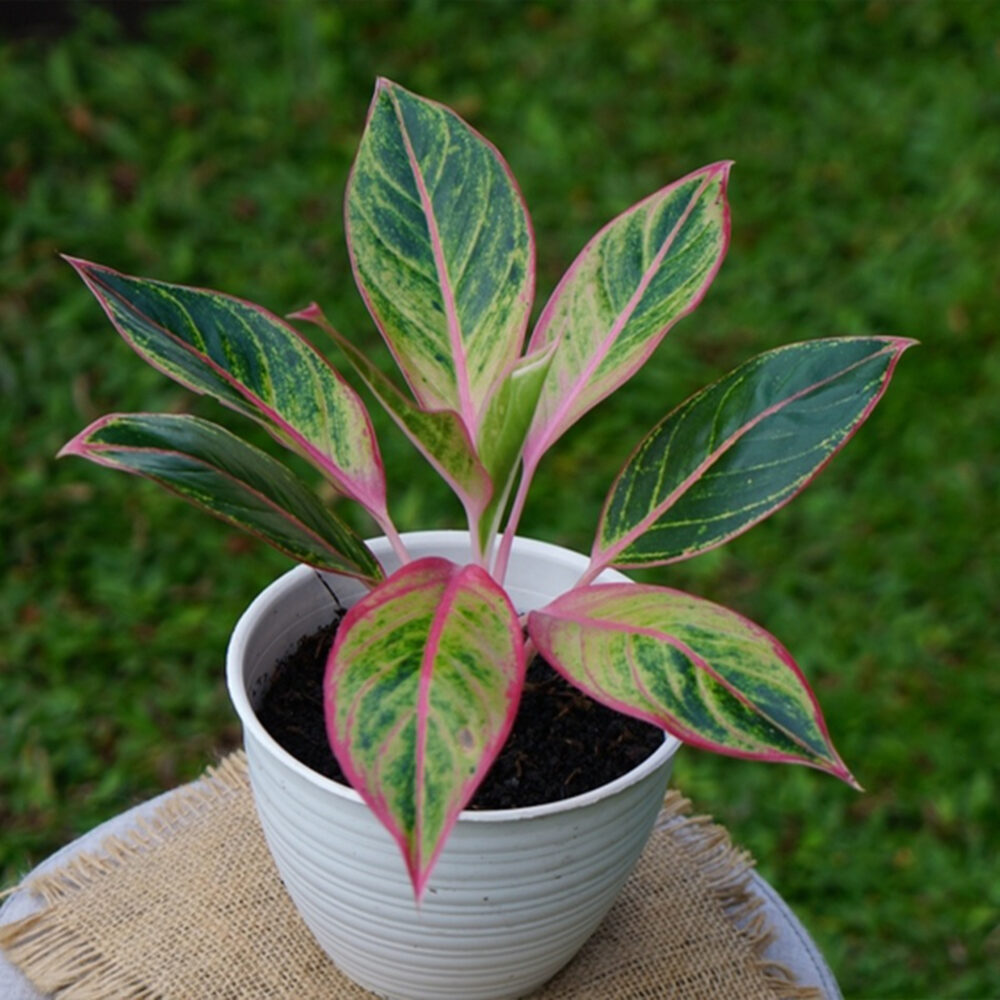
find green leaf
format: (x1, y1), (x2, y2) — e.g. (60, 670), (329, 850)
(60, 413), (383, 583)
(592, 337), (916, 572)
(327, 557), (525, 896)
(524, 162), (731, 466)
(346, 78), (534, 431)
(475, 344), (554, 553)
(65, 257), (390, 524)
(529, 584), (856, 783)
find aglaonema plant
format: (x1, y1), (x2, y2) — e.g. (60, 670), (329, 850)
(60, 78), (913, 897)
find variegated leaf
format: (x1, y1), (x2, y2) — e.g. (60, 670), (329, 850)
(65, 257), (390, 524)
(289, 303), (493, 525)
(523, 162), (732, 466)
(59, 413), (383, 582)
(591, 337), (916, 574)
(529, 584), (856, 783)
(326, 557), (525, 896)
(346, 78), (534, 431)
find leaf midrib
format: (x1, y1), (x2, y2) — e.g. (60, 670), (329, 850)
(596, 342), (897, 570)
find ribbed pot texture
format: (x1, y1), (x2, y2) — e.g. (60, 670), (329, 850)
(227, 532), (681, 1000)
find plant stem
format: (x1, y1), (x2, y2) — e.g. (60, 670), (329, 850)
(464, 499), (487, 569)
(378, 516), (411, 566)
(573, 558), (603, 589)
(492, 455), (537, 582)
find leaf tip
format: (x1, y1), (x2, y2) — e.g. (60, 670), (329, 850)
(57, 414), (115, 459)
(60, 253), (95, 279)
(839, 768), (864, 792)
(287, 301), (325, 325)
(825, 755), (863, 791)
(56, 436), (85, 460)
(61, 255), (115, 297)
(694, 160), (734, 194)
(409, 863), (432, 904)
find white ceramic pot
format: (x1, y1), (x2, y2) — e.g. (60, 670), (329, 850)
(227, 532), (681, 1000)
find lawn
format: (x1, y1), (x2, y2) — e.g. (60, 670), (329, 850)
(2, 2), (998, 996)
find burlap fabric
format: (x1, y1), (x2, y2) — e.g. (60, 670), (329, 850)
(0, 754), (822, 1000)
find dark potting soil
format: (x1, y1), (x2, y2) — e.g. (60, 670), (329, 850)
(256, 616), (664, 810)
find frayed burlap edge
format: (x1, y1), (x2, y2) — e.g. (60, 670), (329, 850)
(657, 805), (821, 1000)
(14, 754), (251, 909)
(0, 756), (252, 1000)
(1, 753), (823, 1000)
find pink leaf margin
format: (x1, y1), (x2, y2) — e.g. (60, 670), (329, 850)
(325, 558), (526, 897)
(58, 412), (384, 583)
(495, 163), (732, 581)
(63, 255), (391, 525)
(523, 160), (733, 467)
(587, 336), (918, 579)
(528, 583), (860, 788)
(344, 77), (537, 436)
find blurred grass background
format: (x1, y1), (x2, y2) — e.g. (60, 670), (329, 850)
(1, 1), (998, 996)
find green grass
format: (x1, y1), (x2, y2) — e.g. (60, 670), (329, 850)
(2, 2), (998, 996)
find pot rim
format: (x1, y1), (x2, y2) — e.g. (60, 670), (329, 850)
(226, 532), (682, 825)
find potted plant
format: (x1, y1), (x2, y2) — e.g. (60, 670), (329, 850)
(59, 78), (912, 1000)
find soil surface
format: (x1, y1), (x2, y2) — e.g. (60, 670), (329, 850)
(256, 617), (664, 810)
